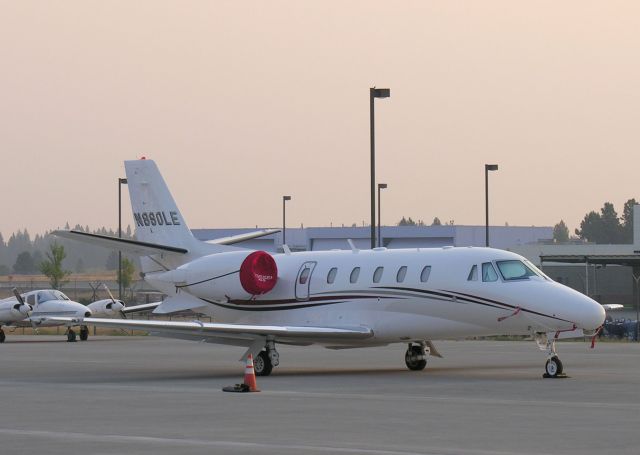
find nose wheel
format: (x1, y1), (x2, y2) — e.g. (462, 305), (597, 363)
(536, 334), (568, 379)
(545, 356), (564, 378)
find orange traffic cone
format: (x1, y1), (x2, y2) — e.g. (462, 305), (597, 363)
(243, 354), (260, 392)
(222, 354), (260, 393)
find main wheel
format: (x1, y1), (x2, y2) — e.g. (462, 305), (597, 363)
(254, 350), (273, 376)
(545, 356), (563, 377)
(79, 326), (89, 341)
(405, 346), (427, 371)
(67, 329), (77, 342)
(0, 329), (5, 343)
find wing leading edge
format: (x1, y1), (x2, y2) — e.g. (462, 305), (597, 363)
(45, 317), (373, 345)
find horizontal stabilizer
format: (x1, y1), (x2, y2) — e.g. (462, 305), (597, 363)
(122, 302), (163, 315)
(53, 230), (188, 255)
(206, 229), (280, 246)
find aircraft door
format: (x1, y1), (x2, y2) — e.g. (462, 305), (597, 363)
(295, 261), (317, 301)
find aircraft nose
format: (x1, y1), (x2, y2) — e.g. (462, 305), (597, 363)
(575, 295), (606, 331)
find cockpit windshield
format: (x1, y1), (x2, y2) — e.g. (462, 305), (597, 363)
(37, 290), (70, 303)
(496, 260), (539, 281)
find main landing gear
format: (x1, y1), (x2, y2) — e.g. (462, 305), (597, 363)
(536, 333), (567, 379)
(253, 341), (280, 377)
(405, 343), (427, 371)
(67, 325), (89, 342)
(0, 328), (5, 343)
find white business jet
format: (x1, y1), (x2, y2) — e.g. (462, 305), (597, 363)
(0, 289), (92, 342)
(53, 159), (605, 378)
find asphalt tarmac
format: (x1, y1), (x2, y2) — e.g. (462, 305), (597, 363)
(0, 336), (638, 455)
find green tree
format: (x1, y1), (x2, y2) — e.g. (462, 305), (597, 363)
(117, 257), (136, 291)
(431, 217), (442, 226)
(398, 217), (417, 226)
(13, 251), (36, 274)
(621, 198), (637, 243)
(40, 243), (71, 289)
(553, 220), (570, 243)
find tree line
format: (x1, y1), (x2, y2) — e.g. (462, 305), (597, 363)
(554, 199), (636, 244)
(0, 224), (135, 275)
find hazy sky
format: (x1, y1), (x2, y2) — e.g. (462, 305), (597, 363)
(2, 1), (639, 237)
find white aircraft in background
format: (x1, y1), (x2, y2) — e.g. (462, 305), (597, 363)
(0, 289), (92, 342)
(53, 159), (605, 378)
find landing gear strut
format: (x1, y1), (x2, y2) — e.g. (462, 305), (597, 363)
(405, 343), (427, 371)
(79, 325), (89, 341)
(66, 328), (77, 342)
(536, 333), (566, 378)
(253, 341), (280, 377)
(0, 329), (5, 343)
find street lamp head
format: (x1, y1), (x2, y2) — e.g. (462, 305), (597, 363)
(378, 183), (388, 189)
(283, 196), (291, 201)
(485, 164), (499, 172)
(119, 178), (128, 184)
(371, 87), (391, 98)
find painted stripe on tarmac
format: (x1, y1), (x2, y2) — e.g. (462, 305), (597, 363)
(0, 428), (553, 455)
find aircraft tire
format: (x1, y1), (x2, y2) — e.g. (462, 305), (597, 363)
(67, 329), (77, 342)
(254, 350), (273, 376)
(0, 329), (5, 343)
(545, 356), (563, 377)
(79, 326), (89, 341)
(405, 345), (427, 371)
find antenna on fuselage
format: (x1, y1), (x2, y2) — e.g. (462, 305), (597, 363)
(347, 239), (359, 253)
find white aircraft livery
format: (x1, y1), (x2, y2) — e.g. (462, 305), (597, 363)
(54, 159), (605, 378)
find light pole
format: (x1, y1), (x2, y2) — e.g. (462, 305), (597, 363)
(282, 195), (291, 246)
(484, 164), (498, 247)
(118, 177), (128, 300)
(377, 183), (387, 247)
(370, 87), (391, 249)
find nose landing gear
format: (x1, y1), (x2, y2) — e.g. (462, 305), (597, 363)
(536, 333), (568, 379)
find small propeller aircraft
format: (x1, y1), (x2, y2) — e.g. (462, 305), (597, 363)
(0, 288), (92, 342)
(53, 159), (606, 378)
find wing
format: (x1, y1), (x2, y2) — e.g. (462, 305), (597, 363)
(45, 317), (373, 347)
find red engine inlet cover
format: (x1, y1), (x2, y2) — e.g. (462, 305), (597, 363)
(239, 251), (278, 295)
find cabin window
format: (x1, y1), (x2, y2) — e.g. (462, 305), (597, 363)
(327, 267), (338, 284)
(396, 266), (407, 283)
(467, 265), (478, 281)
(420, 266), (431, 282)
(350, 267), (361, 283)
(373, 266), (384, 283)
(482, 262), (498, 282)
(496, 260), (537, 281)
(299, 267), (311, 285)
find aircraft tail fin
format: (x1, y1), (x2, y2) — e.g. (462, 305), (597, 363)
(124, 159), (231, 261)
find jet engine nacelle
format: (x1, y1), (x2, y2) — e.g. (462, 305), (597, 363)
(149, 250), (278, 302)
(87, 299), (125, 318)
